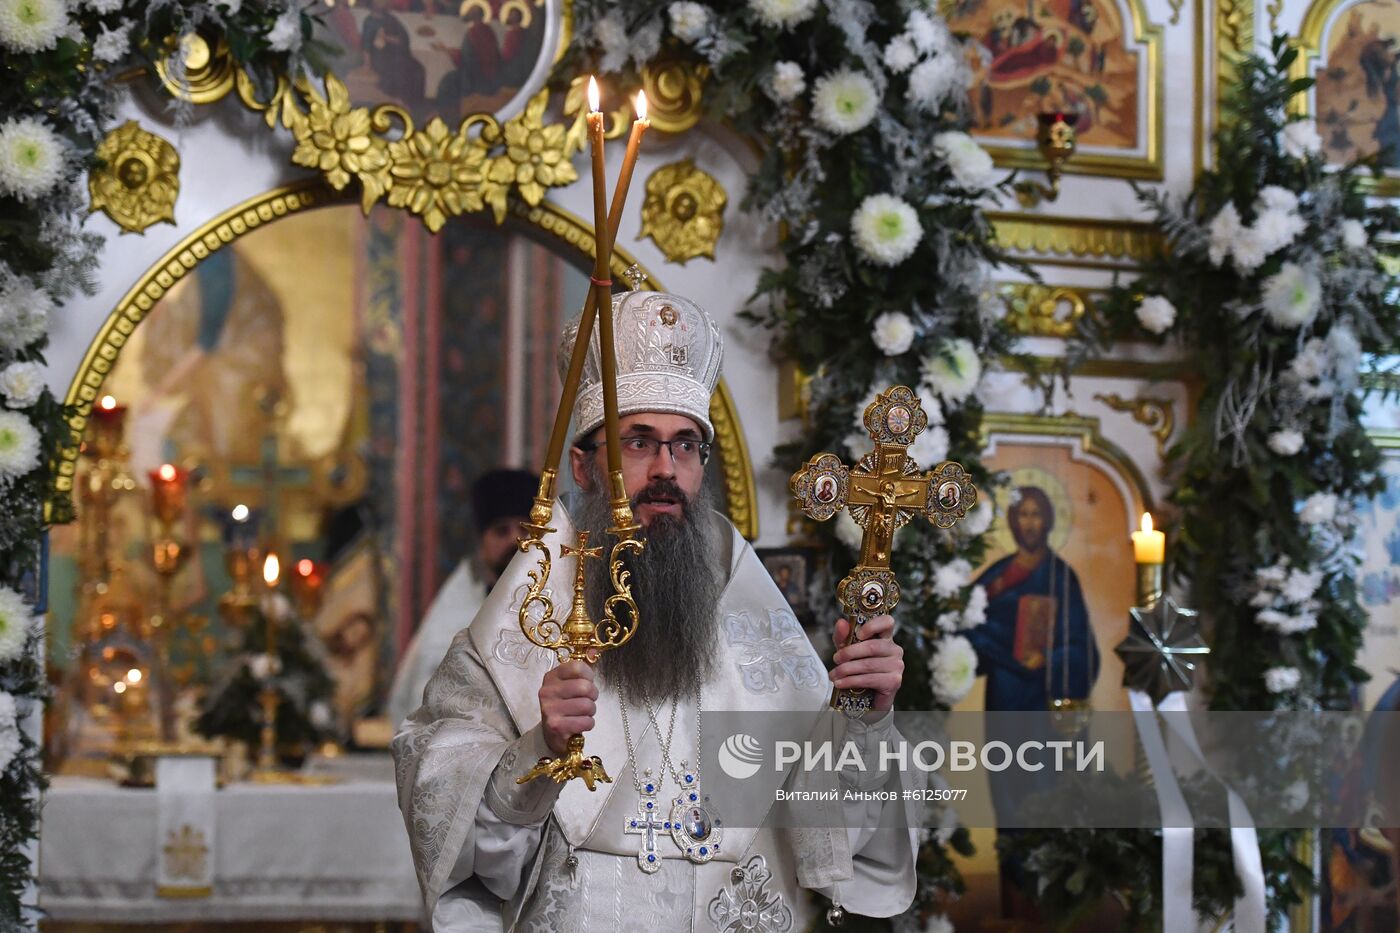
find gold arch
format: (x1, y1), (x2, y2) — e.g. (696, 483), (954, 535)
(57, 180), (760, 539)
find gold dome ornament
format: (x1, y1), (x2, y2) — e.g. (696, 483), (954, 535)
(88, 121), (180, 234)
(639, 158), (727, 264)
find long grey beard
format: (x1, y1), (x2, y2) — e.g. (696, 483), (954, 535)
(575, 465), (723, 704)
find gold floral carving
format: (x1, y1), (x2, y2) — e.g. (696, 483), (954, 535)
(639, 159), (727, 264)
(88, 121), (180, 235)
(639, 56), (708, 134)
(1094, 392), (1176, 460)
(237, 71), (586, 232)
(998, 283), (1095, 338)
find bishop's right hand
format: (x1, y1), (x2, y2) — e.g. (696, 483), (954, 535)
(538, 660), (598, 757)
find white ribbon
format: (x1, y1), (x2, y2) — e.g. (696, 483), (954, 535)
(1129, 689), (1195, 932)
(1129, 690), (1267, 933)
(1157, 693), (1266, 933)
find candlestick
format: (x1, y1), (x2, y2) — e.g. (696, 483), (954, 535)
(88, 395), (127, 460)
(256, 552), (282, 774)
(1132, 512), (1165, 606)
(148, 463), (186, 525)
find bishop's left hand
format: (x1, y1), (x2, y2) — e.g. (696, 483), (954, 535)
(829, 614), (903, 713)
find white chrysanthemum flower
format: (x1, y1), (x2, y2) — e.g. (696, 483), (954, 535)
(0, 117), (64, 201)
(592, 10), (630, 71)
(1288, 338), (1328, 383)
(1341, 219), (1367, 251)
(0, 0), (68, 53)
(0, 409), (39, 479)
(1282, 568), (1323, 603)
(0, 692), (19, 774)
(907, 9), (952, 54)
(916, 387), (946, 426)
(935, 611), (960, 633)
(1230, 226), (1269, 274)
(908, 425), (949, 469)
(1282, 121), (1323, 159)
(933, 558), (972, 598)
(1261, 262), (1321, 328)
(852, 385), (882, 431)
(930, 635), (978, 705)
(1267, 429), (1304, 456)
(1329, 325), (1362, 377)
(961, 498), (994, 537)
(871, 311), (915, 355)
(1264, 666), (1301, 694)
(1256, 608), (1318, 634)
(0, 361), (43, 409)
(1135, 295), (1176, 334)
(884, 33), (917, 73)
(629, 20), (663, 65)
(0, 277), (51, 350)
(86, 0), (123, 12)
(267, 8), (302, 51)
(0, 586), (31, 662)
(812, 69), (879, 135)
(92, 22), (131, 63)
(1299, 491), (1337, 525)
(1256, 185), (1299, 214)
(1207, 202), (1242, 267)
(843, 430), (867, 461)
(749, 0), (817, 30)
(907, 55), (965, 113)
(834, 509), (863, 551)
(961, 585), (988, 628)
(933, 130), (996, 189)
(766, 60), (806, 102)
(924, 915), (955, 933)
(309, 700), (334, 729)
(1252, 209), (1307, 255)
(667, 2), (710, 41)
(1256, 561), (1289, 588)
(851, 193), (922, 266)
(921, 338), (981, 403)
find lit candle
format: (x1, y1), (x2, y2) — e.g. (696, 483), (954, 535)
(585, 77), (625, 476)
(541, 89), (652, 486)
(1131, 512), (1165, 565)
(148, 463), (186, 524)
(88, 394), (127, 457)
(262, 552), (281, 660)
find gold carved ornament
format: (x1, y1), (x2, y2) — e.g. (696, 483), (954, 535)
(639, 158), (727, 264)
(999, 283), (1093, 338)
(1094, 392), (1176, 461)
(638, 55), (708, 135)
(234, 70), (593, 232)
(88, 121), (180, 235)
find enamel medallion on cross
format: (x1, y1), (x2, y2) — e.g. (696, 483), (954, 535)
(790, 385), (978, 717)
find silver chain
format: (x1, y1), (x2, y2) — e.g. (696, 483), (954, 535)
(618, 682), (704, 789)
(617, 681), (679, 794)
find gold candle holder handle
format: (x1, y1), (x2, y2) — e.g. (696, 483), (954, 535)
(516, 531), (640, 789)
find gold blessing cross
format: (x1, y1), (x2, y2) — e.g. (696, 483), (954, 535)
(790, 385), (978, 717)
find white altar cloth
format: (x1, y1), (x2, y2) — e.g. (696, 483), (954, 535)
(39, 756), (422, 923)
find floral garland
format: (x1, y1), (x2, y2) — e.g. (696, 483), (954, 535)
(1014, 37), (1400, 926)
(0, 2), (318, 925)
(563, 0), (1016, 924)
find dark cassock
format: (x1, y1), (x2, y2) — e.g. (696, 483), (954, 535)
(391, 291), (922, 931)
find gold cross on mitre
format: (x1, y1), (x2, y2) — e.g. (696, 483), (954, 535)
(790, 385), (979, 717)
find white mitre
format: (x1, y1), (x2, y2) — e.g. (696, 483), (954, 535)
(559, 290), (723, 441)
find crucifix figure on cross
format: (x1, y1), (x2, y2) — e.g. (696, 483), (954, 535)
(790, 385), (978, 717)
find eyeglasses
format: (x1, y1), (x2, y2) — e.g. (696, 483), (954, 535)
(580, 435), (712, 466)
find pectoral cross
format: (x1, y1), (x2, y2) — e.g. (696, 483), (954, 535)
(790, 385), (978, 717)
(625, 775), (669, 873)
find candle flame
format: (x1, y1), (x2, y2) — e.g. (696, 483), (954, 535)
(263, 552), (281, 587)
(100, 395), (116, 410)
(231, 503), (250, 522)
(157, 463), (177, 482)
(587, 76), (600, 112)
(1140, 512), (1154, 534)
(297, 558), (314, 577)
(634, 91), (648, 121)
